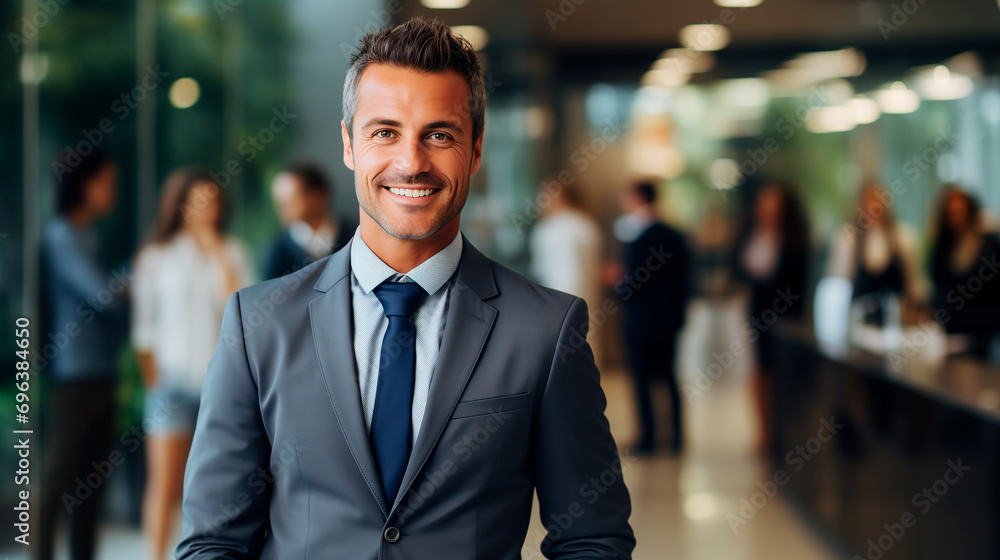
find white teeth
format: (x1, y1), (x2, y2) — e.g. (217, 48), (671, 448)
(388, 187), (433, 198)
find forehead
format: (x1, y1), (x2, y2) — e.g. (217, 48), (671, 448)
(192, 180), (219, 193)
(947, 193), (968, 207)
(354, 64), (471, 125)
(272, 172), (299, 194)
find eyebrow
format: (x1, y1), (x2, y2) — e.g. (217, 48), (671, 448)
(359, 117), (465, 135)
(359, 118), (403, 130)
(424, 120), (464, 134)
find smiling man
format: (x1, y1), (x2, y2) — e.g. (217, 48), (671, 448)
(177, 17), (634, 560)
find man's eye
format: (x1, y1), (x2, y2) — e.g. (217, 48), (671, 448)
(429, 132), (450, 141)
(375, 130), (394, 139)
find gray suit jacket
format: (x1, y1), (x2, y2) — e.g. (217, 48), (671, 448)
(177, 236), (635, 559)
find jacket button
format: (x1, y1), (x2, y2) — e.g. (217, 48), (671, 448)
(384, 526), (401, 543)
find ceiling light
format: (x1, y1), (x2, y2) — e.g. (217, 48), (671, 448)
(943, 51), (983, 77)
(847, 95), (880, 124)
(783, 48), (866, 82)
(806, 106), (857, 133)
(821, 79), (856, 105)
(714, 0), (763, 6)
(421, 0), (470, 8)
(450, 25), (489, 50)
(641, 68), (689, 88)
(760, 69), (810, 92)
(873, 81), (920, 114)
(678, 24), (731, 52)
(657, 48), (715, 74)
(915, 65), (974, 100)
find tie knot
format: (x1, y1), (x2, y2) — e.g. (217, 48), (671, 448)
(373, 281), (427, 318)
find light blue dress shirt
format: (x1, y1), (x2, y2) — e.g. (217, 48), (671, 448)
(349, 227), (463, 444)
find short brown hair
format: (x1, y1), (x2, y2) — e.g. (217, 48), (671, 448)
(342, 17), (485, 142)
(282, 161), (331, 194)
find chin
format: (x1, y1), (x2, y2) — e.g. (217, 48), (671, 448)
(382, 222), (438, 241)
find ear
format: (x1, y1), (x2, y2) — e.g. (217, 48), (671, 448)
(468, 130), (484, 176)
(341, 120), (355, 171)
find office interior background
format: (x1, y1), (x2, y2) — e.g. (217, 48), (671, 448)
(2, 0), (1000, 558)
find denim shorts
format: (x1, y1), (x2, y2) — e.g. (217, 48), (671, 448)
(143, 385), (201, 437)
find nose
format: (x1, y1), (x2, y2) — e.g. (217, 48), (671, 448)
(394, 136), (432, 177)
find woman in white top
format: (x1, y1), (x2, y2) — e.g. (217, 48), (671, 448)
(529, 183), (604, 364)
(131, 167), (253, 560)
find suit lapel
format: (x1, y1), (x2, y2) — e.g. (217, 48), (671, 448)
(310, 242), (390, 516)
(393, 238), (498, 511)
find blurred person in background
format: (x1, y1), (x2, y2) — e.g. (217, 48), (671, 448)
(617, 181), (691, 455)
(731, 181), (810, 452)
(35, 149), (125, 560)
(529, 181), (604, 365)
(827, 180), (926, 326)
(693, 202), (736, 300)
(930, 185), (1000, 358)
(263, 161), (353, 280)
(131, 167), (253, 560)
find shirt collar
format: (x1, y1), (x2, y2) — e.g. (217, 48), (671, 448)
(289, 220), (336, 258)
(350, 226), (462, 296)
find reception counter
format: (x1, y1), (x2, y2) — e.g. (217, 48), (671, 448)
(771, 324), (1000, 560)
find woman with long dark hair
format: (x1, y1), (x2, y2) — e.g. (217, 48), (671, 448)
(732, 181), (810, 452)
(131, 167), (252, 560)
(930, 185), (1000, 357)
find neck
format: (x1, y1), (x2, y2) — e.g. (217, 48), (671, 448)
(543, 199), (568, 218)
(635, 205), (656, 224)
(757, 221), (779, 235)
(359, 209), (459, 273)
(304, 213), (330, 231)
(186, 224), (219, 241)
(957, 226), (977, 239)
(66, 207), (93, 228)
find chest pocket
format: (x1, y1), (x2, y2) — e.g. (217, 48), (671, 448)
(450, 392), (530, 419)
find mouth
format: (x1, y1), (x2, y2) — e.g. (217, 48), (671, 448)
(382, 186), (441, 199)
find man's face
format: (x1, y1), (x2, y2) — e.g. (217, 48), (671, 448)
(341, 64), (483, 240)
(271, 172), (308, 226)
(87, 163), (118, 218)
(622, 189), (643, 214)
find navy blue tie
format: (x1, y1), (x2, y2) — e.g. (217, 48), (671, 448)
(371, 280), (427, 506)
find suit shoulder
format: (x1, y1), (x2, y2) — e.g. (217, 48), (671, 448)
(647, 222), (688, 251)
(485, 257), (579, 315)
(652, 221), (685, 239)
(237, 254), (329, 305)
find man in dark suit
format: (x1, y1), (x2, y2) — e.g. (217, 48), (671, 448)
(617, 182), (691, 455)
(177, 17), (634, 560)
(262, 162), (354, 280)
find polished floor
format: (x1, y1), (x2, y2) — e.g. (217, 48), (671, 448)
(9, 299), (848, 559)
(523, 298), (848, 560)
